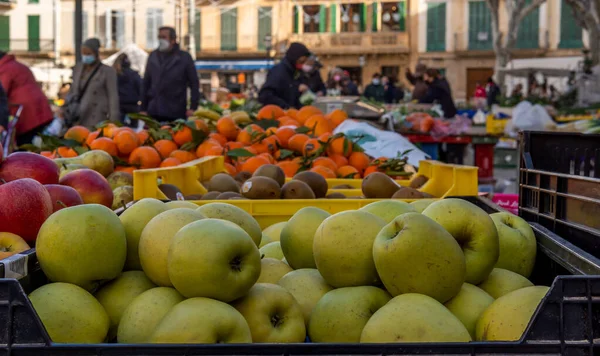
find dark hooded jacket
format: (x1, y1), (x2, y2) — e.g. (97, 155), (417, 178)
(0, 83), (8, 130)
(259, 43), (310, 109)
(420, 77), (457, 118)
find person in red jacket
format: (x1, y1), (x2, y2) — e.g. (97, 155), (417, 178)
(0, 52), (53, 144)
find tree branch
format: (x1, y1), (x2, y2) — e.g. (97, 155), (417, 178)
(517, 0), (547, 24)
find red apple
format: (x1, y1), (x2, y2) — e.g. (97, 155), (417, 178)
(0, 178), (53, 242)
(0, 152), (59, 185)
(59, 169), (113, 208)
(0, 232), (31, 260)
(45, 184), (84, 212)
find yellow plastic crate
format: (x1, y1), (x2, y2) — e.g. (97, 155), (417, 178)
(486, 114), (509, 135)
(555, 114), (597, 122)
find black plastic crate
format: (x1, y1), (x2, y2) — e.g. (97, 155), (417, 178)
(519, 131), (600, 260)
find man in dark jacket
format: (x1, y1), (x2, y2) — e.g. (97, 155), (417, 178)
(420, 68), (457, 118)
(341, 75), (359, 96)
(486, 77), (501, 108)
(259, 42), (311, 109)
(113, 53), (142, 126)
(303, 57), (326, 96)
(363, 73), (385, 102)
(141, 27), (199, 121)
(406, 63), (429, 101)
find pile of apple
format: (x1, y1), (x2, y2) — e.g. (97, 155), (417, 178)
(26, 195), (547, 345)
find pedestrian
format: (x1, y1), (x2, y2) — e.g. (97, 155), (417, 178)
(382, 76), (398, 104)
(405, 63), (429, 101)
(303, 56), (326, 96)
(420, 68), (457, 119)
(112, 53), (142, 127)
(473, 81), (487, 109)
(141, 26), (200, 122)
(486, 77), (500, 107)
(0, 50), (54, 144)
(341, 75), (359, 96)
(258, 42), (311, 109)
(65, 38), (120, 129)
(363, 73), (385, 102)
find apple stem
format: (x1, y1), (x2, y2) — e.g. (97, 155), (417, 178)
(121, 200), (127, 211)
(62, 163), (68, 170)
(57, 201), (68, 209)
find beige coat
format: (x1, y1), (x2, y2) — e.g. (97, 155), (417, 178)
(70, 63), (120, 128)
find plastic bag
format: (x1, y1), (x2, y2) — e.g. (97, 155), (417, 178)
(508, 101), (555, 135)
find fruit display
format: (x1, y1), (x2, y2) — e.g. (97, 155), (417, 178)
(19, 196), (548, 345)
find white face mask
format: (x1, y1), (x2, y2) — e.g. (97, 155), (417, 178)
(302, 64), (313, 73)
(372, 79), (380, 85)
(158, 39), (171, 52)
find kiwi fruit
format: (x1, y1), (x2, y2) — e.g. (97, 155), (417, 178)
(281, 180), (316, 199)
(235, 171), (252, 183)
(201, 180), (211, 191)
(159, 184), (183, 200)
(326, 192), (346, 199)
(217, 192), (243, 200)
(332, 184), (354, 189)
(421, 192), (434, 198)
(410, 175), (429, 189)
(361, 172), (401, 198)
(293, 171), (328, 198)
(208, 173), (240, 193)
(253, 164), (286, 187)
(241, 176), (282, 199)
(201, 191), (221, 200)
(392, 187), (425, 199)
(184, 194), (203, 200)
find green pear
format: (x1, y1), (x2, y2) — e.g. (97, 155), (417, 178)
(410, 198), (437, 213)
(313, 211), (386, 287)
(197, 203), (262, 246)
(259, 241), (284, 260)
(280, 207), (330, 269)
(278, 269), (333, 326)
(55, 150), (114, 177)
(150, 297), (252, 343)
(95, 271), (156, 339)
(422, 199), (499, 284)
(476, 286), (549, 341)
(490, 212), (537, 277)
(259, 234), (272, 247)
(168, 219), (261, 301)
(117, 287), (184, 343)
(257, 258), (293, 284)
(262, 221), (286, 242)
(119, 198), (168, 271)
(29, 282), (109, 343)
(444, 283), (494, 338)
(359, 200), (416, 223)
(309, 286), (391, 343)
(138, 208), (206, 286)
(165, 201), (199, 210)
(59, 163), (87, 179)
(112, 186), (134, 210)
(361, 293), (471, 343)
(478, 268), (533, 299)
(107, 171), (133, 190)
(232, 283), (306, 343)
(36, 204), (126, 290)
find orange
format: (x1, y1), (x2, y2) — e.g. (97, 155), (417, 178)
(85, 130), (100, 146)
(312, 157), (338, 173)
(337, 165), (361, 179)
(195, 139), (223, 158)
(277, 161), (300, 178)
(115, 166), (136, 174)
(224, 162), (237, 175)
(288, 134), (310, 153)
(225, 141), (244, 151)
(304, 115), (332, 137)
(129, 146), (162, 169)
(256, 105), (285, 120)
(137, 130), (150, 145)
(297, 106), (323, 125)
(53, 146), (78, 158)
(319, 132), (333, 142)
(266, 127), (278, 136)
(326, 109), (348, 127)
(348, 151), (371, 173)
(204, 145), (224, 156)
(160, 157), (182, 168)
(114, 130), (140, 156)
(260, 152), (275, 164)
(64, 126), (90, 144)
(209, 133), (228, 146)
(279, 118), (301, 127)
(216, 117), (240, 141)
(329, 153), (349, 168)
(364, 165), (381, 177)
(285, 108), (299, 120)
(236, 129), (253, 146)
(310, 165), (336, 179)
(303, 138), (322, 157)
(154, 140), (178, 159)
(328, 136), (353, 157)
(190, 119), (210, 134)
(252, 135), (280, 155)
(249, 124), (266, 133)
(101, 123), (118, 138)
(275, 127), (297, 148)
(173, 126), (193, 146)
(40, 151), (55, 159)
(90, 137), (118, 156)
(240, 156), (270, 174)
(170, 149), (197, 163)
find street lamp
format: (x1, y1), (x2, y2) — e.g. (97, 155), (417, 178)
(264, 34), (272, 69)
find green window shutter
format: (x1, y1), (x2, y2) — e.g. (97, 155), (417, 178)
(221, 9), (237, 51)
(258, 7), (272, 50)
(398, 1), (406, 32)
(516, 0), (539, 49)
(28, 0), (39, 3)
(372, 3), (378, 32)
(468, 1), (492, 50)
(426, 2), (445, 52)
(330, 4), (337, 33)
(194, 9), (201, 51)
(293, 6), (299, 34)
(559, 0), (583, 49)
(0, 16), (9, 52)
(359, 4), (367, 32)
(319, 5), (327, 32)
(28, 15), (40, 52)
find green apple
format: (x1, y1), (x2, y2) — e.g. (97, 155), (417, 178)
(359, 200), (416, 223)
(280, 207), (330, 269)
(422, 199), (499, 284)
(361, 293), (471, 343)
(117, 287), (184, 343)
(313, 211), (386, 287)
(259, 241), (284, 260)
(410, 199), (437, 213)
(119, 198), (168, 271)
(150, 297), (252, 343)
(490, 212), (537, 277)
(257, 258), (293, 284)
(165, 201), (199, 210)
(476, 286), (549, 341)
(278, 269), (333, 326)
(262, 221), (286, 242)
(478, 268), (533, 299)
(29, 282), (109, 343)
(308, 286), (391, 343)
(168, 219), (261, 301)
(95, 271), (156, 339)
(444, 283), (494, 338)
(373, 213), (465, 303)
(196, 203), (262, 246)
(36, 204), (126, 290)
(232, 283), (306, 343)
(259, 234), (272, 247)
(138, 208), (206, 286)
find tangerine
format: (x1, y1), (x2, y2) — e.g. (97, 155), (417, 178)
(129, 146), (162, 169)
(256, 105), (285, 120)
(329, 153), (349, 168)
(285, 108), (299, 120)
(209, 133), (228, 146)
(337, 165), (361, 179)
(312, 157), (338, 173)
(115, 166), (135, 174)
(90, 137), (118, 156)
(204, 145), (224, 156)
(40, 151), (55, 159)
(326, 109), (348, 127)
(154, 140), (179, 159)
(304, 115), (332, 137)
(137, 130), (150, 145)
(310, 166), (336, 179)
(101, 123), (118, 138)
(173, 126), (193, 146)
(195, 139), (223, 158)
(279, 118), (301, 127)
(216, 117), (240, 141)
(275, 127), (296, 148)
(85, 130), (100, 146)
(303, 138), (322, 157)
(160, 157), (182, 168)
(53, 146), (78, 158)
(277, 161), (301, 178)
(170, 149), (197, 163)
(224, 163), (237, 175)
(348, 151), (371, 173)
(240, 156), (270, 174)
(297, 106), (323, 125)
(364, 165), (381, 177)
(288, 134), (310, 153)
(328, 136), (353, 157)
(64, 126), (90, 144)
(114, 130), (140, 156)
(190, 119), (210, 133)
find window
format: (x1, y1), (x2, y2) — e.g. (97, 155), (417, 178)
(468, 1), (492, 50)
(426, 2), (446, 52)
(559, 0), (583, 49)
(221, 8), (237, 51)
(103, 10), (125, 50)
(146, 8), (164, 49)
(330, 4), (337, 32)
(27, 15), (40, 51)
(73, 11), (89, 47)
(258, 7), (272, 50)
(194, 9), (201, 51)
(28, 0), (39, 3)
(341, 4), (365, 32)
(381, 2), (406, 32)
(516, 0), (539, 49)
(302, 5), (328, 33)
(0, 16), (9, 51)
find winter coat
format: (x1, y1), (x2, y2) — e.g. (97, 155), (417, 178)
(384, 83), (398, 104)
(117, 67), (143, 114)
(486, 82), (501, 107)
(305, 70), (326, 95)
(406, 71), (429, 101)
(342, 81), (359, 96)
(0, 54), (53, 134)
(364, 83), (385, 103)
(258, 58), (302, 109)
(420, 78), (458, 118)
(142, 44), (200, 121)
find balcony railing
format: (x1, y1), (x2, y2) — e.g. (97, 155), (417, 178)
(290, 32), (409, 54)
(0, 0), (16, 8)
(0, 39), (54, 53)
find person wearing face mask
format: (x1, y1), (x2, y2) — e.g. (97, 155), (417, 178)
(66, 38), (120, 129)
(302, 56), (326, 96)
(141, 26), (199, 121)
(258, 42), (311, 109)
(113, 53), (143, 127)
(420, 68), (457, 119)
(363, 73), (385, 102)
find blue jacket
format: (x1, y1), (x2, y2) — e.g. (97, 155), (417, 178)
(117, 67), (142, 114)
(142, 44), (199, 120)
(258, 58), (302, 109)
